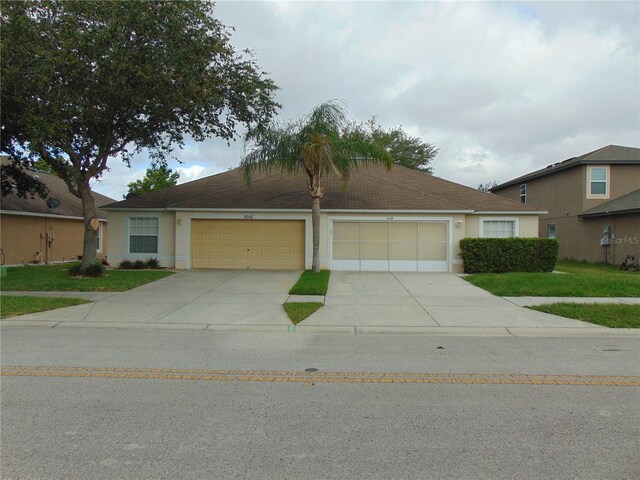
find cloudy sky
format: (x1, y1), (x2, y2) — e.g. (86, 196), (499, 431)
(95, 1), (640, 200)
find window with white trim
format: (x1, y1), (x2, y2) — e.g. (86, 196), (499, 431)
(547, 224), (556, 239)
(482, 220), (515, 238)
(588, 166), (608, 197)
(520, 184), (526, 204)
(129, 217), (158, 253)
(96, 223), (103, 253)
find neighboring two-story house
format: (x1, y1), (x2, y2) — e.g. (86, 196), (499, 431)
(491, 145), (640, 265)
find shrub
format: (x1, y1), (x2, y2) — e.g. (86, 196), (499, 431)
(132, 260), (146, 270)
(83, 263), (105, 277)
(68, 263), (105, 278)
(460, 237), (559, 273)
(145, 257), (160, 269)
(119, 260), (133, 269)
(68, 265), (84, 277)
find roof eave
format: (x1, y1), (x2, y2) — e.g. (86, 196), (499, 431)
(578, 208), (640, 218)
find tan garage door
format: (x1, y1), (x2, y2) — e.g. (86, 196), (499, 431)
(191, 219), (305, 270)
(331, 221), (449, 271)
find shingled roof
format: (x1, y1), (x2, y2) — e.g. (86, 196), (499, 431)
(1, 167), (115, 219)
(579, 188), (640, 218)
(491, 145), (640, 190)
(103, 164), (542, 213)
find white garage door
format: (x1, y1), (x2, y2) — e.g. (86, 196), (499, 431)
(331, 221), (449, 272)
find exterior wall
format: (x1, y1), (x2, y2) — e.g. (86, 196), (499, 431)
(493, 163), (640, 263)
(0, 213), (107, 265)
(108, 209), (540, 273)
(106, 210), (176, 268)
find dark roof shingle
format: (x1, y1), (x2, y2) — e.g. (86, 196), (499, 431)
(579, 188), (640, 218)
(491, 145), (640, 190)
(1, 167), (114, 219)
(104, 164), (541, 213)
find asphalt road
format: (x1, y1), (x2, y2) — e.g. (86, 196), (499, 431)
(1, 328), (639, 480)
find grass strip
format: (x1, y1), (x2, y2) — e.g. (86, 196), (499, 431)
(528, 303), (640, 328)
(0, 262), (174, 292)
(464, 260), (640, 297)
(289, 270), (330, 295)
(0, 296), (90, 319)
(283, 302), (323, 325)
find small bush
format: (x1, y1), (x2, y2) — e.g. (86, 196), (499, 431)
(119, 260), (133, 269)
(83, 263), (105, 278)
(145, 257), (160, 269)
(68, 263), (105, 278)
(132, 260), (146, 269)
(460, 237), (559, 273)
(68, 265), (83, 277)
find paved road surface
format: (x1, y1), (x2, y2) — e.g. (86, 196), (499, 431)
(2, 327), (639, 479)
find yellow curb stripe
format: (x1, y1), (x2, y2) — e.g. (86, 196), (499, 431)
(1, 365), (639, 387)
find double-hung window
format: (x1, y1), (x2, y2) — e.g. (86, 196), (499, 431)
(96, 223), (103, 253)
(129, 217), (158, 254)
(482, 220), (516, 238)
(520, 184), (526, 204)
(588, 166), (608, 198)
(547, 224), (556, 239)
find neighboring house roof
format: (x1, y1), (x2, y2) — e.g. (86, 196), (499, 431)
(1, 167), (115, 220)
(579, 188), (640, 218)
(491, 145), (640, 190)
(103, 164), (542, 213)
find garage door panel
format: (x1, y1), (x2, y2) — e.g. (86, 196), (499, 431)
(332, 220), (449, 272)
(419, 222), (447, 241)
(362, 222), (388, 241)
(191, 219), (305, 270)
(361, 242), (388, 260)
(418, 242), (448, 261)
(390, 242), (418, 260)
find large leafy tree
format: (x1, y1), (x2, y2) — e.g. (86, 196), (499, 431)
(241, 101), (393, 272)
(1, 1), (279, 267)
(344, 118), (438, 173)
(126, 161), (180, 198)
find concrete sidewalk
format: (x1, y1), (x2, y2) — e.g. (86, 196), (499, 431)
(1, 270), (639, 337)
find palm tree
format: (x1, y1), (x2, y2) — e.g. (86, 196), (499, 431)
(241, 101), (393, 272)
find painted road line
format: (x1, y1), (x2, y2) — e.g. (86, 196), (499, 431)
(1, 366), (639, 387)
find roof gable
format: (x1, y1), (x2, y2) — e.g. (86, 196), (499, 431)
(492, 145), (640, 190)
(1, 167), (114, 218)
(104, 164), (541, 213)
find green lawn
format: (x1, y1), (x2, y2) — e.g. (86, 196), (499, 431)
(283, 302), (323, 325)
(528, 303), (640, 328)
(0, 262), (174, 292)
(289, 270), (330, 295)
(464, 260), (640, 297)
(0, 296), (90, 319)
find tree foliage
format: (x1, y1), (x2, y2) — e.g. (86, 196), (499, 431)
(1, 0), (279, 266)
(241, 101), (393, 272)
(343, 118), (438, 173)
(126, 162), (180, 198)
(478, 180), (500, 192)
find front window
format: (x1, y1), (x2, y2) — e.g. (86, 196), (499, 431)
(96, 223), (103, 253)
(589, 166), (608, 197)
(520, 184), (526, 204)
(482, 220), (515, 238)
(129, 217), (158, 253)
(547, 224), (556, 239)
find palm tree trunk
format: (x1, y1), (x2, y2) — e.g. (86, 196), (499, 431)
(311, 196), (321, 272)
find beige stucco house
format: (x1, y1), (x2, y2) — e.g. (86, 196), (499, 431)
(491, 145), (640, 265)
(103, 164), (543, 273)
(0, 164), (113, 265)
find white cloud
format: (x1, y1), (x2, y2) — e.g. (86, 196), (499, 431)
(93, 0), (639, 197)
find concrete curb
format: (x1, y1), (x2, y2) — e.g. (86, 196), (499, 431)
(2, 319), (639, 337)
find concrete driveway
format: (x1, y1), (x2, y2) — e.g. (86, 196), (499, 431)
(3, 270), (612, 334)
(302, 271), (598, 332)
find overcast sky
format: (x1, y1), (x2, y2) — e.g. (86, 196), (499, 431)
(95, 0), (640, 200)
